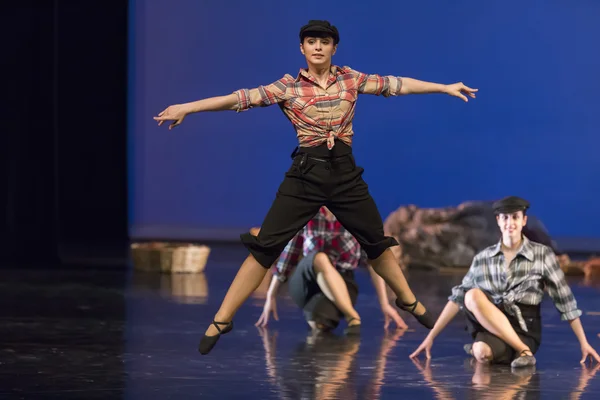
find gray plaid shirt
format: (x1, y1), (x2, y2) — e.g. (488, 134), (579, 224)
(449, 236), (582, 331)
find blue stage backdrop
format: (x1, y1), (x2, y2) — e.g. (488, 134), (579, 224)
(128, 0), (600, 246)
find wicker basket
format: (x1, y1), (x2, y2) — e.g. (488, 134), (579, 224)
(131, 242), (210, 274)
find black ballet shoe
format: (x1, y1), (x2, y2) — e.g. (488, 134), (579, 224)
(395, 299), (436, 329)
(510, 349), (536, 369)
(198, 320), (233, 355)
(343, 317), (361, 336)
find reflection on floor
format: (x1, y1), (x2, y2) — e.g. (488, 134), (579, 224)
(1, 244), (599, 399)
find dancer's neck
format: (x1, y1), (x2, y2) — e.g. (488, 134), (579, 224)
(502, 235), (523, 251)
(307, 64), (331, 87)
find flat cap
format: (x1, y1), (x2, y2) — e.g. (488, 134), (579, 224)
(492, 196), (530, 214)
(299, 20), (340, 44)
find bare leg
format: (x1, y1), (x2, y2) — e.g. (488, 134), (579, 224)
(312, 252), (361, 325)
(204, 254), (268, 336)
(464, 289), (531, 354)
(369, 249), (427, 316)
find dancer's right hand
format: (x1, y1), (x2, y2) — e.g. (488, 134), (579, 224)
(255, 295), (279, 327)
(153, 104), (189, 130)
(410, 337), (434, 359)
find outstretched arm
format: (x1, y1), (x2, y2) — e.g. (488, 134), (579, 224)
(400, 78), (477, 102)
(347, 66), (478, 103)
(154, 74), (293, 129)
(176, 94), (239, 113)
(153, 94), (240, 129)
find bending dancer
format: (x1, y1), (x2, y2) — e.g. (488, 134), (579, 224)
(154, 20), (478, 355)
(410, 196), (600, 368)
(255, 206), (408, 333)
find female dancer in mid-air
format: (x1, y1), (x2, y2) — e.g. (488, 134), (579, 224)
(154, 20), (478, 355)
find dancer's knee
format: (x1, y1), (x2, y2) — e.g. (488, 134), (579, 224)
(240, 232), (286, 269)
(472, 341), (493, 363)
(365, 240), (399, 263)
(313, 252), (334, 273)
(369, 248), (402, 272)
(243, 250), (275, 269)
(464, 288), (488, 312)
(370, 247), (393, 263)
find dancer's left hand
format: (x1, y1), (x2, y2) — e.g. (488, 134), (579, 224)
(580, 342), (600, 365)
(381, 303), (408, 330)
(445, 82), (478, 102)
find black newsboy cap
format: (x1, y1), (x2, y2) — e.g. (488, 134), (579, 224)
(299, 20), (340, 44)
(492, 196), (530, 214)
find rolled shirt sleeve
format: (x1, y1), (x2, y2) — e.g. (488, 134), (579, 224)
(448, 254), (481, 307)
(344, 66), (403, 97)
(542, 247), (582, 321)
(233, 74), (294, 112)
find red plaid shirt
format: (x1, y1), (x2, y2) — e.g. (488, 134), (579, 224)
(273, 207), (368, 282)
(233, 65), (403, 150)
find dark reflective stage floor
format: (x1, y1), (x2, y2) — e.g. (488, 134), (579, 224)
(1, 244), (599, 399)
